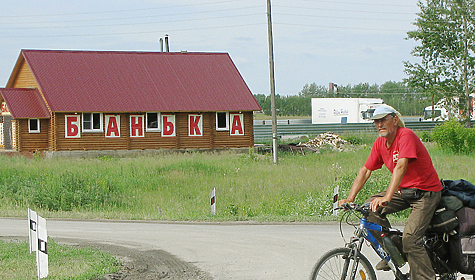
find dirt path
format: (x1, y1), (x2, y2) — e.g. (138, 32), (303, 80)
(62, 240), (213, 280)
(2, 236), (212, 280)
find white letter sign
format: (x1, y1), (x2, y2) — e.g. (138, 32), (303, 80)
(65, 115), (81, 138)
(162, 114), (176, 137)
(230, 114), (244, 136)
(105, 115), (121, 138)
(188, 114), (203, 136)
(130, 115), (144, 137)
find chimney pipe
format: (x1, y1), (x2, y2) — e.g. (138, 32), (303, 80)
(165, 34), (169, 52)
(159, 38), (164, 52)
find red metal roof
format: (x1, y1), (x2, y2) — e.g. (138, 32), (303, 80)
(0, 88), (50, 118)
(20, 50), (261, 113)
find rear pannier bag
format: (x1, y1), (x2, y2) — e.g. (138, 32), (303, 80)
(429, 208), (458, 233)
(449, 235), (475, 274)
(456, 207), (475, 235)
(428, 195), (462, 234)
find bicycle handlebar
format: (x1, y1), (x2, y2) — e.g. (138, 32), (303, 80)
(337, 202), (371, 214)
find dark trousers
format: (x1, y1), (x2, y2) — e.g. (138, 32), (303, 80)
(365, 190), (441, 280)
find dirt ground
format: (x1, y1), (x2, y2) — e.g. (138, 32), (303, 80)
(89, 242), (213, 280)
(3, 236), (212, 280)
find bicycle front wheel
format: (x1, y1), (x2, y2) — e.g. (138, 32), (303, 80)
(310, 247), (377, 280)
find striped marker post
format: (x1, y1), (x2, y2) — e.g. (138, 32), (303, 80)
(28, 208), (37, 254)
(28, 209), (48, 279)
(333, 185), (339, 216)
(36, 215), (48, 279)
(210, 188), (216, 215)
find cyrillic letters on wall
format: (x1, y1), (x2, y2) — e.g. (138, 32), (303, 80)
(162, 114), (176, 137)
(130, 115), (144, 137)
(188, 114), (203, 136)
(105, 115), (120, 138)
(230, 113), (244, 136)
(65, 115), (81, 138)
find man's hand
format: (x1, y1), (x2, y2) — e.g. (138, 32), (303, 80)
(338, 199), (353, 207)
(370, 196), (390, 212)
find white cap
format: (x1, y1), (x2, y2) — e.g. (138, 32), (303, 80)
(370, 105), (405, 127)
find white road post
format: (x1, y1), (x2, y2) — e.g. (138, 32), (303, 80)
(36, 215), (48, 279)
(28, 208), (38, 254)
(333, 186), (339, 216)
(210, 187), (216, 215)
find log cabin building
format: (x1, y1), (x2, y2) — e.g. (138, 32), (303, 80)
(0, 50), (261, 154)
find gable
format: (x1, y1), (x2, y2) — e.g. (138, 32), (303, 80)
(20, 50), (261, 113)
(6, 54), (39, 89)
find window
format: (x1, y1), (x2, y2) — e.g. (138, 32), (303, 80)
(216, 112), (229, 131)
(29, 119), (40, 133)
(82, 113), (103, 132)
(146, 112), (161, 132)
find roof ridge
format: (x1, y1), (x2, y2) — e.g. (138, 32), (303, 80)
(22, 49), (228, 55)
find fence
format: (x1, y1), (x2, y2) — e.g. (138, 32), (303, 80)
(254, 121), (440, 142)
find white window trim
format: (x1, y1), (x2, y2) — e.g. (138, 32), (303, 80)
(28, 119), (40, 133)
(216, 112), (230, 131)
(82, 112), (103, 132)
(146, 112), (161, 132)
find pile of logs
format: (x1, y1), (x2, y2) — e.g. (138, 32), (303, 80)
(297, 132), (349, 151)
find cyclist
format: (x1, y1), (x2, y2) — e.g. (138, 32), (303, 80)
(339, 105), (442, 280)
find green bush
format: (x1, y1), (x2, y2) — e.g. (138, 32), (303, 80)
(432, 121), (475, 154)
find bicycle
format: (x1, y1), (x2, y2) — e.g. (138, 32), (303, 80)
(310, 202), (458, 280)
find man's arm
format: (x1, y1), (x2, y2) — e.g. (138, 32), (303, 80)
(369, 157), (409, 212)
(339, 166), (372, 206)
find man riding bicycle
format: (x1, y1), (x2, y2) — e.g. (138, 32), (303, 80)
(339, 105), (442, 280)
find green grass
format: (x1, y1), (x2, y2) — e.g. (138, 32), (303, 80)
(0, 138), (473, 222)
(0, 239), (119, 280)
(1, 133), (475, 279)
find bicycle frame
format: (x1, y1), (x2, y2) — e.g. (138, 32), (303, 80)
(345, 211), (408, 279)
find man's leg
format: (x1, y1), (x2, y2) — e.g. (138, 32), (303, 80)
(403, 191), (441, 280)
(365, 191), (409, 228)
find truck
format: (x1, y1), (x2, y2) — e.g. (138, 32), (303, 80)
(311, 98), (384, 124)
(423, 94), (475, 121)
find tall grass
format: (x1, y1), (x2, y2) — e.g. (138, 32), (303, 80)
(0, 139), (473, 222)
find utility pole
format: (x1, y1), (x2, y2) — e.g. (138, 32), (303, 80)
(267, 0), (278, 164)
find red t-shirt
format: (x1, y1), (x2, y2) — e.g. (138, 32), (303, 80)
(364, 127), (442, 192)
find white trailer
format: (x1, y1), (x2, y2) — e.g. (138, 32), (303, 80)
(311, 98), (384, 124)
(423, 95), (475, 121)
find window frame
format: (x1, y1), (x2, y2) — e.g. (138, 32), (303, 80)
(146, 112), (161, 132)
(216, 112), (230, 131)
(82, 112), (103, 133)
(28, 118), (40, 133)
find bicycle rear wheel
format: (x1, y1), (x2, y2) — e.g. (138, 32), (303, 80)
(310, 247), (377, 280)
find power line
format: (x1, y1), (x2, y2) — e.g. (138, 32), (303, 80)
(274, 4), (418, 15)
(0, 6), (263, 26)
(0, 13), (264, 30)
(0, 0), (247, 18)
(1, 22), (264, 38)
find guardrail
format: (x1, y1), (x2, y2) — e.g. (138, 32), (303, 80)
(254, 121), (440, 142)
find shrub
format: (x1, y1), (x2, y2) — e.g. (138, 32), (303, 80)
(432, 121), (475, 154)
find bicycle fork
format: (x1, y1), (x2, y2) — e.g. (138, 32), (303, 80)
(343, 236), (366, 280)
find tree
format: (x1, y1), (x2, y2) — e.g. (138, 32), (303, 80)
(298, 83), (328, 97)
(404, 0), (475, 126)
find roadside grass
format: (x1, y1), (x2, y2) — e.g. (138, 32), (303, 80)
(0, 239), (119, 280)
(1, 132), (474, 279)
(0, 135), (473, 222)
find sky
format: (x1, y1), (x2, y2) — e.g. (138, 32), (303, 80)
(0, 0), (421, 96)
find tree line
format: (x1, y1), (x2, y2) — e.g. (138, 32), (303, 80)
(254, 81), (431, 116)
